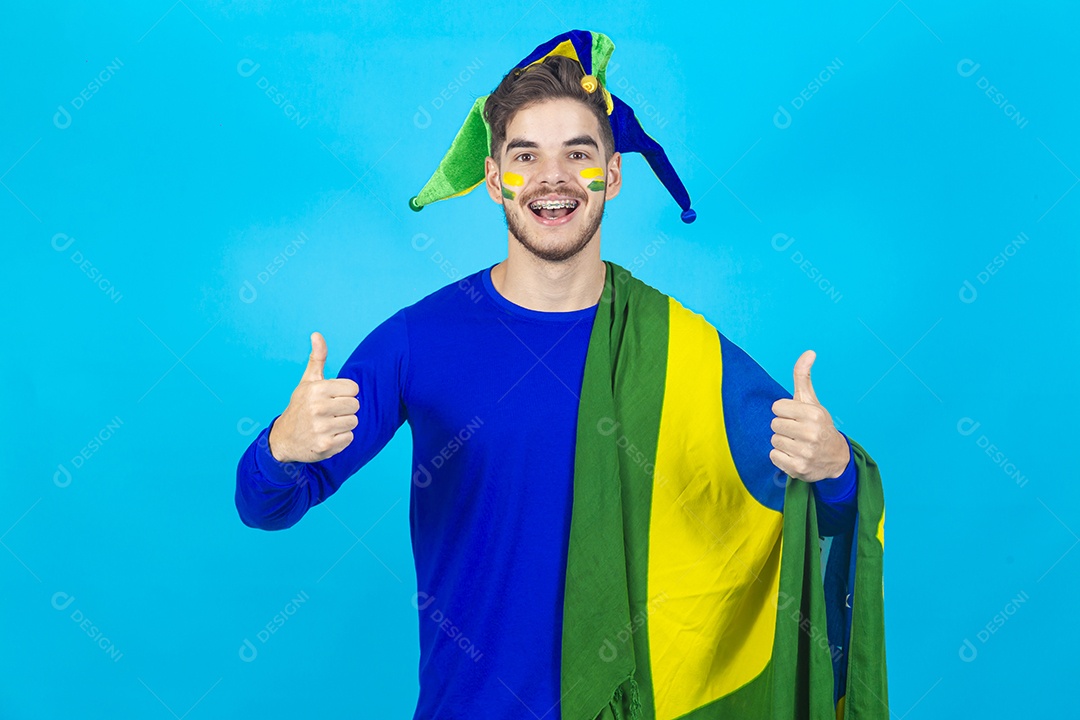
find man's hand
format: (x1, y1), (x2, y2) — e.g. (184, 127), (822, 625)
(268, 332), (361, 464)
(769, 350), (850, 482)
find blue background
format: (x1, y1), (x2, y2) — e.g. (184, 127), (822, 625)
(4, 2), (1076, 718)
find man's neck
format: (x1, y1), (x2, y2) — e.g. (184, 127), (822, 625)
(490, 249), (606, 313)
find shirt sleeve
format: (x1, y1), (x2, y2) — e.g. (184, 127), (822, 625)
(235, 308), (410, 531)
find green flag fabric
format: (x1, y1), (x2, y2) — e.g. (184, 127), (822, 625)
(561, 260), (888, 719)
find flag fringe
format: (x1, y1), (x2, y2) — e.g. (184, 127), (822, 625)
(606, 674), (644, 720)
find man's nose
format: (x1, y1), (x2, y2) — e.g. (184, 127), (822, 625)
(535, 155), (572, 184)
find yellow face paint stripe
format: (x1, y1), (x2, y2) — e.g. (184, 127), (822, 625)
(579, 167), (604, 179)
(502, 171), (523, 186)
(647, 296), (783, 720)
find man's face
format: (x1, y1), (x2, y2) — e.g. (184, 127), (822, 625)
(484, 97), (621, 263)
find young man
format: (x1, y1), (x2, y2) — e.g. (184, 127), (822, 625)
(237, 38), (872, 720)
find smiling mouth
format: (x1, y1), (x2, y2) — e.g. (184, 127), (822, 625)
(527, 198), (582, 226)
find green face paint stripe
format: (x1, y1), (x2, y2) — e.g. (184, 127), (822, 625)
(588, 180), (606, 192)
(502, 185), (516, 200)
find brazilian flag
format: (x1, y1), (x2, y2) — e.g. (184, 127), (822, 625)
(561, 261), (888, 719)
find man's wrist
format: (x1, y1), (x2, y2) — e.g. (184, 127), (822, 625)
(828, 430), (851, 478)
(813, 431), (856, 501)
(268, 418), (292, 464)
(254, 420), (308, 488)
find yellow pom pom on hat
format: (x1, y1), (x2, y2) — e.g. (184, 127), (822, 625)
(407, 29), (697, 224)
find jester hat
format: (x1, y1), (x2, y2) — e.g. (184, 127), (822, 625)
(408, 29), (697, 224)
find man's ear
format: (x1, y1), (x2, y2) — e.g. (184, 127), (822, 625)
(484, 156), (503, 205)
(605, 151), (623, 202)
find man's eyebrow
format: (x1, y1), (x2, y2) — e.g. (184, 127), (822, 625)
(505, 135), (599, 152)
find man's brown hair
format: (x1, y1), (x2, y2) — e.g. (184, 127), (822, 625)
(483, 55), (615, 164)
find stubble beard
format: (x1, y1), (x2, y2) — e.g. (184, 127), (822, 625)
(503, 193), (605, 264)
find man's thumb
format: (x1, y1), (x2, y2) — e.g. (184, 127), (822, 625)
(792, 349), (819, 404)
(302, 331), (327, 382)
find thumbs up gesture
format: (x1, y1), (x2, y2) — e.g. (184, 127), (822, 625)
(768, 350), (850, 482)
(268, 332), (361, 464)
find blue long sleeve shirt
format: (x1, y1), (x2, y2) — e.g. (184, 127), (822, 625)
(235, 262), (857, 719)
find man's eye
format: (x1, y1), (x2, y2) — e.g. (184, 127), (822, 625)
(570, 152), (588, 160)
(516, 153), (534, 162)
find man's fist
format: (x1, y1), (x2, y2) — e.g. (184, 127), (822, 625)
(769, 349), (850, 482)
(268, 332), (360, 464)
